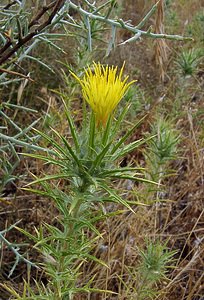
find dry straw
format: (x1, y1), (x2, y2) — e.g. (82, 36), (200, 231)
(154, 0), (169, 81)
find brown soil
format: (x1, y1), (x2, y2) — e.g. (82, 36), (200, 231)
(1, 1), (204, 299)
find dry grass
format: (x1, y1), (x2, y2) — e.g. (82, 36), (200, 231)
(0, 0), (204, 299)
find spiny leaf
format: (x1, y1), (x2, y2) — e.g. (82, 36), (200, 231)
(61, 97), (80, 152)
(25, 173), (74, 186)
(111, 115), (147, 155)
(50, 127), (83, 169)
(99, 182), (135, 214)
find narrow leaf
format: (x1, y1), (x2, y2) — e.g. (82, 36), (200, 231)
(88, 112), (96, 157)
(111, 115), (147, 155)
(100, 183), (135, 214)
(21, 153), (66, 168)
(99, 167), (145, 176)
(86, 254), (109, 268)
(61, 98), (80, 152)
(90, 141), (112, 172)
(33, 128), (70, 158)
(113, 138), (144, 159)
(25, 173), (74, 186)
(102, 115), (112, 146)
(51, 127), (83, 169)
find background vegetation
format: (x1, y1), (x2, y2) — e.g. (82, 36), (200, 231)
(0, 0), (203, 299)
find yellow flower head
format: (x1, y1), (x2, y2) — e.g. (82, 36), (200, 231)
(70, 62), (136, 126)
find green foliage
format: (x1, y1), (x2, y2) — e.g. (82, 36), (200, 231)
(15, 216), (109, 299)
(145, 117), (180, 183)
(119, 240), (176, 300)
(122, 85), (146, 116)
(0, 1), (195, 299)
(165, 8), (180, 33)
(6, 90), (152, 298)
(0, 221), (36, 278)
(0, 102), (39, 195)
(186, 10), (204, 43)
(137, 241), (176, 299)
(139, 241), (176, 282)
(0, 0), (190, 85)
(0, 1), (67, 84)
(25, 97), (150, 211)
(176, 48), (203, 76)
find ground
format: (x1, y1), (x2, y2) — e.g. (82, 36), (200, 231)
(0, 0), (204, 299)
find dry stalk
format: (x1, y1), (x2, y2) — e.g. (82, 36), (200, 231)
(154, 0), (169, 82)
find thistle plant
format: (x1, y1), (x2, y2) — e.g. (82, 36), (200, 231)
(145, 117), (180, 228)
(176, 48), (203, 76)
(145, 117), (180, 185)
(2, 62), (153, 299)
(122, 241), (176, 300)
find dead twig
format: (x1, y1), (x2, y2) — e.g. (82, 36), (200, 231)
(0, 68), (34, 81)
(3, 1), (18, 10)
(0, 0), (66, 66)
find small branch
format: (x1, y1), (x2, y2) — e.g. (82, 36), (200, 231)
(0, 221), (38, 278)
(0, 0), (66, 66)
(28, 1), (56, 29)
(3, 1), (18, 10)
(136, 0), (161, 29)
(84, 16), (92, 51)
(69, 1), (192, 42)
(0, 68), (34, 81)
(31, 0), (66, 33)
(0, 0), (192, 68)
(0, 132), (55, 154)
(0, 32), (12, 56)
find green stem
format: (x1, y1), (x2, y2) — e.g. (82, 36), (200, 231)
(53, 182), (89, 299)
(69, 1), (192, 41)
